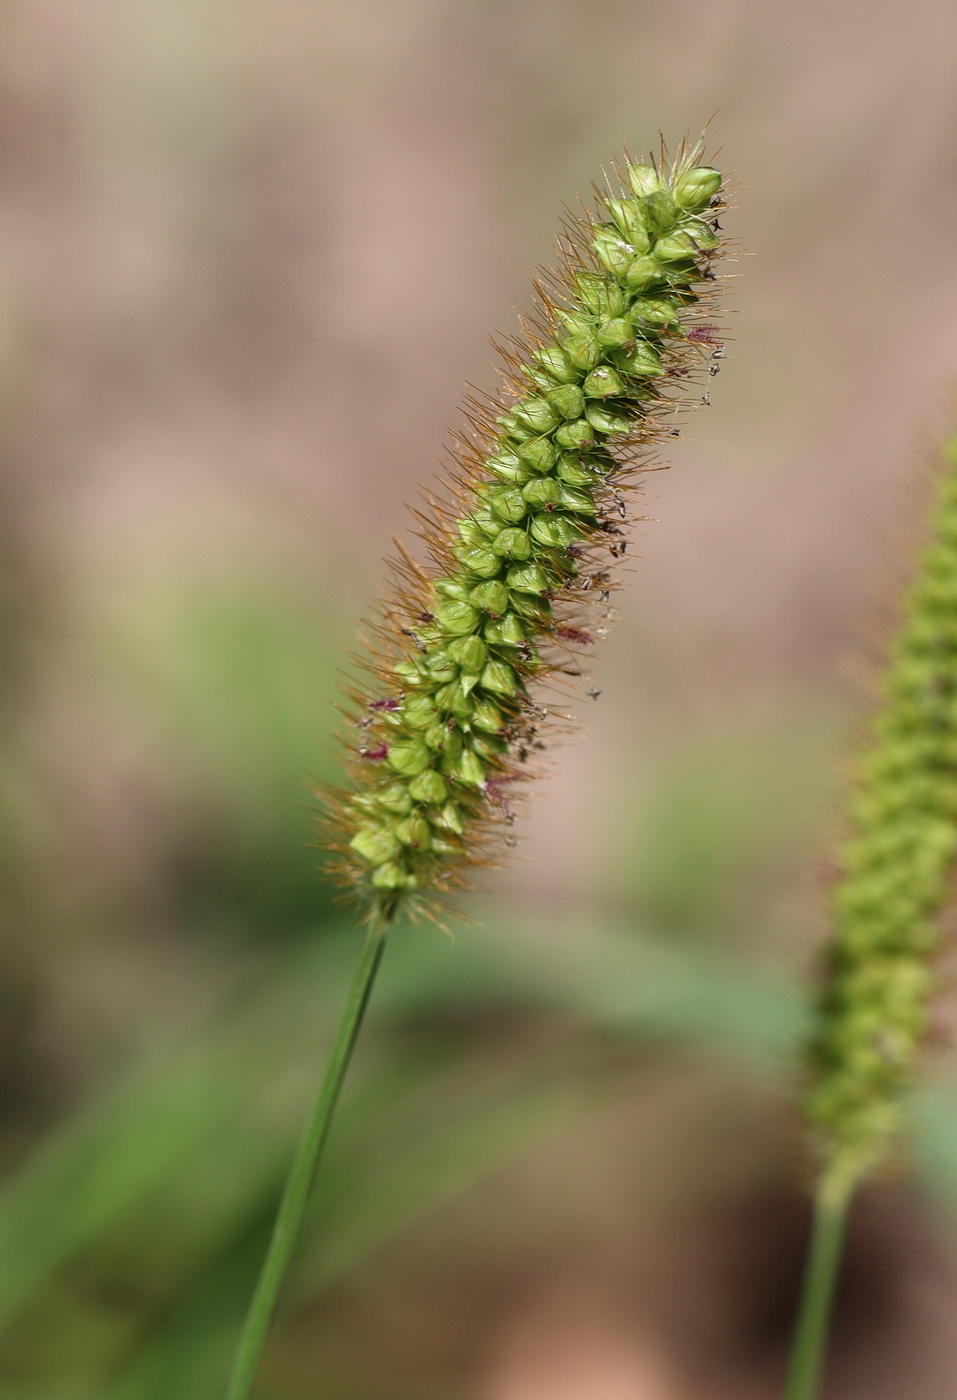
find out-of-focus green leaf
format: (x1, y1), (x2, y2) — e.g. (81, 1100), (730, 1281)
(0, 916), (805, 1322)
(364, 910), (808, 1080)
(101, 1040), (624, 1400)
(95, 586), (347, 938)
(608, 714), (837, 950)
(0, 912), (809, 1398)
(0, 925), (361, 1332)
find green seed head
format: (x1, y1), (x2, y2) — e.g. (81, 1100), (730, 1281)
(553, 418), (595, 451)
(673, 165), (722, 210)
(603, 198), (652, 253)
(618, 342), (664, 378)
(591, 225), (640, 277)
(320, 140), (729, 921)
(517, 436), (559, 473)
(447, 636), (487, 672)
(626, 163), (662, 197)
(531, 345), (576, 383)
(583, 365), (625, 399)
(522, 477), (563, 508)
(802, 434), (957, 1192)
(654, 230), (700, 262)
(547, 384), (587, 420)
(563, 332), (602, 373)
(625, 255), (667, 292)
(470, 580), (510, 614)
(407, 770), (448, 805)
(491, 528), (533, 561)
(434, 600), (480, 635)
(638, 189), (678, 236)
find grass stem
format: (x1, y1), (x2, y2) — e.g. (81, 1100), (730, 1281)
(783, 1176), (853, 1400)
(224, 914), (392, 1400)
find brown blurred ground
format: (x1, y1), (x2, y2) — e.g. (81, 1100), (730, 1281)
(3, 1), (957, 1396)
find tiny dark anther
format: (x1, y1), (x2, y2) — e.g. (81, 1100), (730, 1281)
(556, 626), (595, 645)
(359, 743), (389, 761)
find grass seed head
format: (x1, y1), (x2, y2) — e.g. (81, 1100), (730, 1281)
(318, 137), (733, 925)
(804, 433), (957, 1195)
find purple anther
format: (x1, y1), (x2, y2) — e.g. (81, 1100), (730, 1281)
(486, 774), (519, 820)
(360, 742), (389, 761)
(686, 324), (722, 345)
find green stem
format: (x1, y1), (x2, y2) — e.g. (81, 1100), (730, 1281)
(783, 1175), (855, 1400)
(224, 914), (392, 1400)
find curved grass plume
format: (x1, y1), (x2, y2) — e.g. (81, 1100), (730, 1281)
(223, 138), (731, 1400)
(321, 138), (730, 924)
(786, 433), (957, 1399)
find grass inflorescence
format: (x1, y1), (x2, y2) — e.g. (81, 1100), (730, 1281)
(804, 433), (957, 1198)
(785, 433), (957, 1400)
(321, 140), (732, 923)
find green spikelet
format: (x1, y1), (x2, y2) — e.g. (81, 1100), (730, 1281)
(804, 433), (957, 1197)
(320, 141), (730, 923)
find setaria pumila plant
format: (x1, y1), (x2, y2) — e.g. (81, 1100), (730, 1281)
(322, 141), (730, 924)
(224, 139), (732, 1400)
(786, 434), (957, 1399)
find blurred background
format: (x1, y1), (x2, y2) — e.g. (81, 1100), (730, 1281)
(2, 1), (957, 1396)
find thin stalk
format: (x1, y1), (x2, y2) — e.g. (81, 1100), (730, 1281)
(224, 914), (392, 1400)
(783, 1176), (854, 1400)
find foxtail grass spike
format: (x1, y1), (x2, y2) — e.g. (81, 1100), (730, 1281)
(787, 433), (957, 1396)
(320, 139), (731, 923)
(802, 433), (957, 1203)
